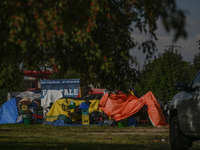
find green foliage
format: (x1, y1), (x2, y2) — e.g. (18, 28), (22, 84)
(193, 52), (200, 73)
(0, 63), (24, 106)
(50, 69), (86, 86)
(50, 70), (80, 80)
(135, 50), (194, 102)
(0, 0), (187, 92)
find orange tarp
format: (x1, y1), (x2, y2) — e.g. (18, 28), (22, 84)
(99, 91), (168, 127)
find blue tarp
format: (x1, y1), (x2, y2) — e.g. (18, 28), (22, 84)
(0, 98), (22, 124)
(79, 102), (90, 109)
(44, 120), (101, 126)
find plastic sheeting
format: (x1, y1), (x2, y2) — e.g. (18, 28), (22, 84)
(41, 90), (63, 108)
(99, 91), (168, 127)
(44, 120), (101, 126)
(15, 91), (41, 101)
(45, 98), (102, 122)
(0, 98), (22, 124)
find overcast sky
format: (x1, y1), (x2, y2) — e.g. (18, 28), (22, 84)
(130, 0), (200, 70)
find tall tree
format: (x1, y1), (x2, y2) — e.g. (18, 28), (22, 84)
(0, 62), (24, 106)
(134, 50), (194, 102)
(193, 53), (200, 73)
(0, 0), (187, 92)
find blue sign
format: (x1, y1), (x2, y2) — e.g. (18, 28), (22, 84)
(41, 79), (80, 99)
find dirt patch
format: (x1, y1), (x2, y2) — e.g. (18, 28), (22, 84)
(113, 127), (169, 135)
(74, 127), (169, 136)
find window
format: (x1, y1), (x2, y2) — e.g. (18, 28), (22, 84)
(191, 72), (200, 91)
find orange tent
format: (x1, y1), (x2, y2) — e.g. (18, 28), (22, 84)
(99, 91), (168, 127)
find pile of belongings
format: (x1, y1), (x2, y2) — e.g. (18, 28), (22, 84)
(17, 97), (43, 124)
(0, 91), (43, 124)
(43, 94), (104, 126)
(18, 97), (40, 113)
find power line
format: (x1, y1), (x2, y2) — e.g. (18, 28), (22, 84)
(164, 44), (181, 53)
(181, 45), (197, 49)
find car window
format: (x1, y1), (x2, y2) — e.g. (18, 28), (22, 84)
(191, 72), (200, 91)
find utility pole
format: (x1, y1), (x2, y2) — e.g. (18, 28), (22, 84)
(164, 44), (181, 53)
(138, 63), (140, 72)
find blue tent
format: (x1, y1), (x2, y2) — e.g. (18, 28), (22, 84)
(0, 91), (42, 124)
(0, 98), (22, 124)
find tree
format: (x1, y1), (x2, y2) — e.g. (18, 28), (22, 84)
(193, 53), (200, 73)
(134, 50), (194, 102)
(0, 0), (187, 92)
(0, 62), (24, 106)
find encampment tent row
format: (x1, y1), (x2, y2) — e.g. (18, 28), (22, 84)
(0, 87), (168, 127)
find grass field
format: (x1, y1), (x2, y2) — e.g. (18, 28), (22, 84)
(0, 123), (171, 150)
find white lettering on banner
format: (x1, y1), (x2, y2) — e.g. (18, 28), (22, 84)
(64, 89), (69, 95)
(52, 81), (60, 84)
(69, 89), (73, 95)
(43, 90), (47, 96)
(40, 81), (46, 84)
(63, 89), (79, 96)
(74, 89), (78, 95)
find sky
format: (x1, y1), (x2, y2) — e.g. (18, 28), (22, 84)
(130, 0), (200, 70)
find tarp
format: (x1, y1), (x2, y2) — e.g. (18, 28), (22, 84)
(0, 91), (41, 124)
(45, 97), (102, 122)
(0, 98), (21, 124)
(44, 120), (101, 126)
(15, 91), (41, 101)
(99, 91), (168, 127)
(41, 90), (63, 108)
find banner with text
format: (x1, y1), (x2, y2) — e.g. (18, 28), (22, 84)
(41, 79), (80, 99)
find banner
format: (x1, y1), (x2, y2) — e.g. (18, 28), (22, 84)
(40, 79), (80, 99)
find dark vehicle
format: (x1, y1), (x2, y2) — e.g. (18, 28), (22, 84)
(169, 70), (200, 150)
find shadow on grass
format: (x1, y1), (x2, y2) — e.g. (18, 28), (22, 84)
(0, 136), (27, 139)
(0, 141), (170, 150)
(0, 129), (11, 131)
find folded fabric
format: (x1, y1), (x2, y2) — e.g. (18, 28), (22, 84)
(79, 102), (89, 109)
(57, 114), (72, 124)
(53, 120), (67, 126)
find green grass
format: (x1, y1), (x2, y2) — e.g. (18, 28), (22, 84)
(0, 124), (171, 150)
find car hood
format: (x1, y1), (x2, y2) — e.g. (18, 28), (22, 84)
(170, 91), (193, 109)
